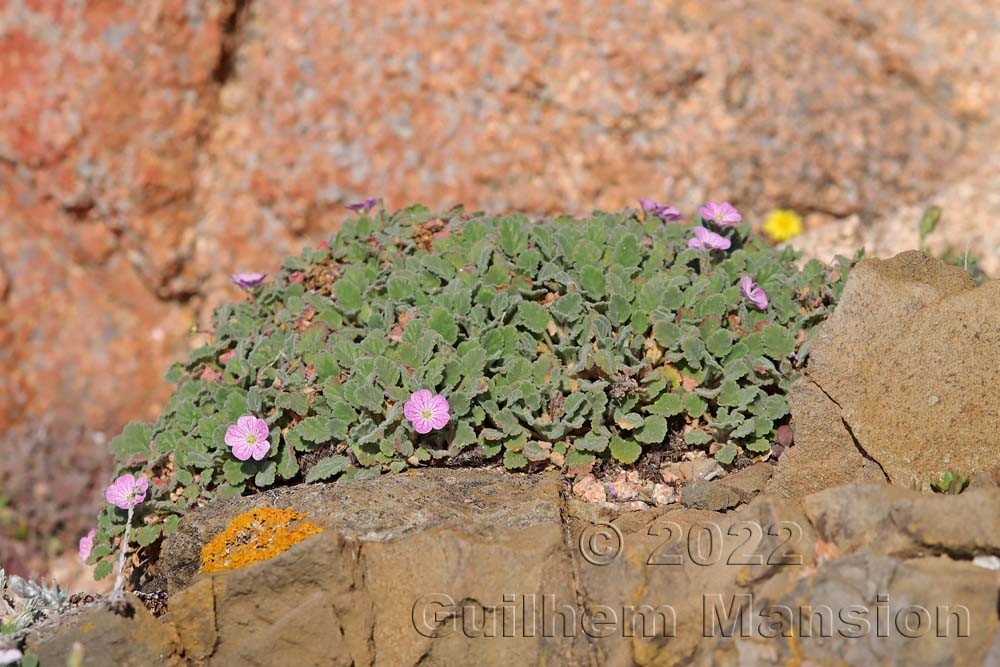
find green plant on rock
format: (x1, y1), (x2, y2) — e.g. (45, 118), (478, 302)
(0, 567), (69, 634)
(88, 204), (852, 577)
(930, 470), (969, 495)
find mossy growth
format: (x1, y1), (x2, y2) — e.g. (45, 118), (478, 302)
(199, 507), (323, 574)
(88, 203), (854, 578)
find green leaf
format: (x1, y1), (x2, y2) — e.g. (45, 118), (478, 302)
(917, 205), (941, 244)
(579, 265), (606, 297)
(681, 336), (706, 368)
(715, 442), (738, 464)
(517, 301), (550, 334)
(223, 459), (251, 485)
(635, 416), (668, 444)
(610, 436), (642, 464)
(305, 455), (350, 482)
(164, 515), (181, 535)
(522, 441), (550, 462)
(705, 329), (734, 357)
(255, 459), (277, 487)
(334, 280), (362, 311)
(685, 429), (713, 446)
(717, 380), (759, 409)
(731, 418), (757, 439)
(217, 484), (245, 499)
(612, 234), (642, 267)
(653, 322), (681, 348)
(503, 448), (528, 470)
(135, 524), (162, 547)
(614, 411), (644, 430)
(448, 422), (475, 452)
(647, 392), (683, 417)
(683, 392), (708, 418)
(93, 560), (113, 581)
(164, 363), (185, 383)
(428, 307), (459, 345)
(565, 449), (595, 469)
(574, 433), (610, 453)
(516, 248), (543, 274)
(759, 394), (789, 420)
(563, 393), (588, 418)
(458, 345), (487, 378)
(296, 417), (337, 443)
(109, 422), (151, 458)
(698, 294), (727, 317)
(747, 438), (772, 453)
(762, 323), (795, 360)
(499, 218), (528, 256)
(550, 293), (584, 322)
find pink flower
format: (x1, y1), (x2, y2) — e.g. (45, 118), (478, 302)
(231, 272), (267, 289)
(687, 226), (732, 251)
(699, 201), (742, 226)
(105, 474), (148, 510)
(225, 415), (271, 461)
(403, 390), (451, 434)
(740, 276), (769, 310)
(78, 528), (96, 561)
(637, 198), (682, 222)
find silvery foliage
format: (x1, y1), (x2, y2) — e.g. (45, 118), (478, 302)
(0, 566), (69, 632)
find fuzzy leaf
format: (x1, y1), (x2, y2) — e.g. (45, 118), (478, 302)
(428, 307), (460, 345)
(296, 417), (338, 444)
(93, 561), (113, 581)
(517, 302), (550, 334)
(503, 448), (528, 470)
(683, 392), (708, 418)
(715, 442), (738, 464)
(635, 416), (668, 444)
(685, 429), (713, 446)
(705, 329), (734, 357)
(762, 323), (796, 360)
(551, 293), (584, 322)
(305, 455), (350, 482)
(574, 433), (610, 453)
(610, 436), (642, 464)
(109, 423), (151, 458)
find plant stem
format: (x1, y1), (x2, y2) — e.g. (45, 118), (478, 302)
(112, 505), (134, 594)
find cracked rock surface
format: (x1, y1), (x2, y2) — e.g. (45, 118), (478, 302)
(2, 0), (999, 469)
(772, 251), (1000, 495)
(24, 469), (1000, 666)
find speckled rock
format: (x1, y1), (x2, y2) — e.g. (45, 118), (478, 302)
(802, 483), (1000, 557)
(163, 467), (592, 666)
(768, 380), (887, 499)
(785, 251), (1000, 489)
(24, 471), (1000, 666)
(23, 595), (182, 667)
(3, 0), (1000, 574)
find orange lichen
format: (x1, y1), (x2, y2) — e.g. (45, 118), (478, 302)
(199, 506), (323, 574)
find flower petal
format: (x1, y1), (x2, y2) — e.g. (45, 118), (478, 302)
(250, 440), (270, 460)
(224, 424), (244, 448)
(428, 411), (451, 430)
(237, 415), (258, 432)
(429, 394), (450, 413)
(252, 418), (270, 441)
(231, 442), (253, 461)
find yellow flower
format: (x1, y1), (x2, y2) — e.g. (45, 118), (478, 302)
(762, 209), (803, 243)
